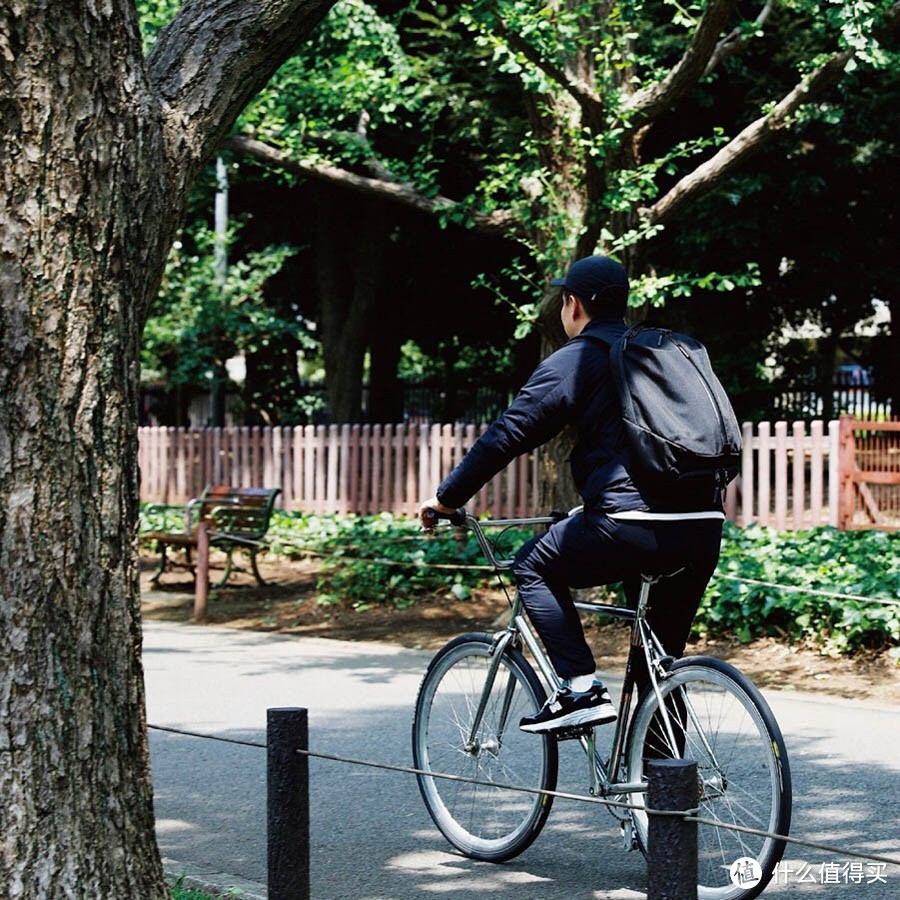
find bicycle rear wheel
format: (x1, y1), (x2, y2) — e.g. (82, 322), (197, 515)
(412, 633), (558, 862)
(626, 656), (791, 900)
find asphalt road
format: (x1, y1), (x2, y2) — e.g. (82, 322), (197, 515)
(145, 622), (899, 899)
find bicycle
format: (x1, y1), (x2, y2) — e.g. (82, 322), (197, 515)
(412, 508), (792, 900)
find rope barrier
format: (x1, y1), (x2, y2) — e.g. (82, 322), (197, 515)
(148, 523), (900, 607)
(291, 746), (680, 815)
(712, 574), (900, 608)
(683, 815), (900, 867)
(209, 532), (497, 571)
(148, 722), (900, 867)
(148, 723), (266, 749)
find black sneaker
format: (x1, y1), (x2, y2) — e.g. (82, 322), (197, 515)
(519, 685), (617, 733)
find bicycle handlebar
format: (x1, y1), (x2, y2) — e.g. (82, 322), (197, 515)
(421, 506), (468, 529)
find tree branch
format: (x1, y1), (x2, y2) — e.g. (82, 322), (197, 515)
(492, 16), (604, 114)
(146, 0), (335, 168)
(644, 49), (853, 225)
(704, 0), (775, 76)
(624, 0), (736, 124)
(645, 0), (900, 224)
(224, 135), (522, 237)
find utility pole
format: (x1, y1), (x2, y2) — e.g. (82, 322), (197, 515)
(210, 156), (228, 426)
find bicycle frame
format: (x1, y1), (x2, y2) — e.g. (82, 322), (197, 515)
(454, 512), (692, 799)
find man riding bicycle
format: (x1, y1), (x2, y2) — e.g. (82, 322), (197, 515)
(419, 254), (724, 735)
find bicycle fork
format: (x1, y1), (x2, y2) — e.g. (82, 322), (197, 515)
(464, 630), (517, 751)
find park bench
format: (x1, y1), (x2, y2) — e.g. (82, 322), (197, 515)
(145, 485), (281, 588)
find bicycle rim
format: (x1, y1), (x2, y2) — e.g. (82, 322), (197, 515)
(626, 659), (791, 900)
(412, 634), (557, 861)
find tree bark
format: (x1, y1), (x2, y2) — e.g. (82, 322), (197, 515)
(0, 1), (335, 896)
(316, 189), (388, 422)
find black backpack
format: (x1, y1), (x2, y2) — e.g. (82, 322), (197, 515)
(584, 324), (742, 490)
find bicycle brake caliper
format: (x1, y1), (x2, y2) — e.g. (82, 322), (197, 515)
(652, 654), (675, 680)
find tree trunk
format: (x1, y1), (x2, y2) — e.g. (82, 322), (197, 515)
(316, 189), (388, 422)
(0, 1), (335, 896)
(0, 10), (173, 898)
(817, 331), (839, 422)
(536, 289), (581, 510)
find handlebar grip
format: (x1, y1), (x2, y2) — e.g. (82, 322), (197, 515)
(422, 507), (467, 528)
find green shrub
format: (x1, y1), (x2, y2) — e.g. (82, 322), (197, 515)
(139, 506), (899, 655)
(698, 523), (900, 656)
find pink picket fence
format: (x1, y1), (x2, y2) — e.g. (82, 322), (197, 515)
(139, 420), (850, 528)
(138, 423), (538, 518)
(735, 420), (840, 529)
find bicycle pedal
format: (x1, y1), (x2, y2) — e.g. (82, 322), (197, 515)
(553, 724), (595, 742)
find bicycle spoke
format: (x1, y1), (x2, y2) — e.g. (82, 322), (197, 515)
(627, 663), (788, 898)
(414, 639), (554, 858)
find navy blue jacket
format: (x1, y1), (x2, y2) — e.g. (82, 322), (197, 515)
(437, 317), (652, 513)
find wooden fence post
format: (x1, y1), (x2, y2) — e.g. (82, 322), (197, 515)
(810, 420), (824, 526)
(828, 420), (840, 526)
(740, 422), (753, 525)
(792, 421), (805, 530)
(327, 424), (339, 513)
(757, 421), (770, 527)
(838, 415), (856, 530)
(774, 422), (788, 530)
(194, 521), (209, 623)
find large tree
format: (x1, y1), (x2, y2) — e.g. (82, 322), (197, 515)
(231, 0), (899, 504)
(0, 1), (335, 896)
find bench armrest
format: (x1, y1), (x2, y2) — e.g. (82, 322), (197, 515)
(185, 496), (241, 533)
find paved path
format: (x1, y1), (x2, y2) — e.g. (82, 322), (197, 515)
(145, 622), (899, 899)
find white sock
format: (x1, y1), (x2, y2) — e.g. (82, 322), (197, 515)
(569, 673), (594, 693)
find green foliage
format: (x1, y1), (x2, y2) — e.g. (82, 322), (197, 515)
(139, 504), (184, 536)
(239, 0), (449, 192)
(170, 888), (220, 900)
(136, 0), (181, 54)
(267, 511), (499, 610)
(139, 506), (898, 655)
(170, 878), (238, 900)
(699, 523), (900, 655)
(142, 223), (306, 388)
(136, 0), (900, 395)
(629, 263), (762, 308)
(398, 338), (515, 380)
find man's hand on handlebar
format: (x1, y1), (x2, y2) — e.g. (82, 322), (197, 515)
(418, 497), (465, 531)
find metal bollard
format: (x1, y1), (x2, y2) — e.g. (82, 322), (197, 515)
(267, 707), (310, 900)
(647, 758), (698, 900)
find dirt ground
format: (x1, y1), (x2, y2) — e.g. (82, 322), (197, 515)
(140, 549), (900, 705)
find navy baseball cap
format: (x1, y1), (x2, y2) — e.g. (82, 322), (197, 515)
(551, 255), (629, 308)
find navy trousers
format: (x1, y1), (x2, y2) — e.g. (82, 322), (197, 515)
(512, 511), (723, 687)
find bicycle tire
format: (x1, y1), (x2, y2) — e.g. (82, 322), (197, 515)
(625, 656), (791, 900)
(412, 633), (558, 862)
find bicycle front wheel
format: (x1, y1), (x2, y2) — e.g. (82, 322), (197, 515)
(626, 657), (791, 900)
(412, 633), (558, 862)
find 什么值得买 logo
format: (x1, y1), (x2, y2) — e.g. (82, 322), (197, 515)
(729, 857), (762, 888)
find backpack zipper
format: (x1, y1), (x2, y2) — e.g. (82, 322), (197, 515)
(670, 336), (729, 448)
